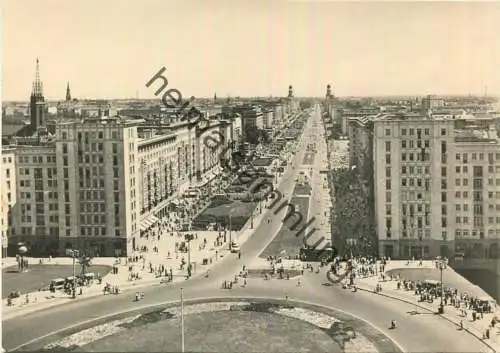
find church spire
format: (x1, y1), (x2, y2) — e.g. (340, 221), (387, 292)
(32, 57), (44, 97)
(66, 81), (72, 101)
(30, 57), (46, 129)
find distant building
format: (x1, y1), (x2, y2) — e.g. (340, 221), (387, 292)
(422, 95), (445, 112)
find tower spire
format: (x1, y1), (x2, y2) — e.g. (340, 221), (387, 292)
(66, 81), (72, 101)
(32, 57), (43, 97)
(30, 57), (46, 129)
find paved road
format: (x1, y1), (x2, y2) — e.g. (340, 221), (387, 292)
(2, 105), (491, 353)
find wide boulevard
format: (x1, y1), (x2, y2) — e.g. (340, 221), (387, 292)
(2, 105), (491, 353)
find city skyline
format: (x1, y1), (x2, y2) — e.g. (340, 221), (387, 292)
(3, 0), (500, 101)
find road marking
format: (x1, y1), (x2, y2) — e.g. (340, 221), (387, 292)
(10, 295), (408, 353)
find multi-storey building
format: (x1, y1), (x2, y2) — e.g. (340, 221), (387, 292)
(262, 108), (274, 129)
(374, 114), (500, 260)
(1, 149), (16, 258)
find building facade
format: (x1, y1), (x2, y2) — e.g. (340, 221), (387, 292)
(374, 114), (500, 259)
(1, 149), (16, 257)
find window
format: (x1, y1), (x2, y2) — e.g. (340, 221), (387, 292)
(401, 140), (407, 148)
(386, 180), (391, 190)
(385, 141), (391, 152)
(386, 154), (391, 164)
(401, 128), (407, 136)
(441, 128), (446, 136)
(386, 167), (391, 178)
(386, 204), (391, 215)
(456, 166), (460, 173)
(456, 179), (461, 186)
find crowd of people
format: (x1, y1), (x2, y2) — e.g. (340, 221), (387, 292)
(338, 256), (499, 339)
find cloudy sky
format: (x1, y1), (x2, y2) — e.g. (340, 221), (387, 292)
(2, 0), (500, 101)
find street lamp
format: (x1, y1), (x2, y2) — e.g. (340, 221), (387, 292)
(17, 243), (28, 272)
(437, 259), (446, 314)
(65, 249), (79, 299)
(229, 209), (234, 251)
(180, 287), (185, 352)
(250, 196), (255, 229)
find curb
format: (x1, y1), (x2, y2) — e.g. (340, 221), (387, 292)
(325, 272), (495, 352)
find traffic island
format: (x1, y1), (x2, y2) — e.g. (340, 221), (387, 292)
(20, 299), (402, 353)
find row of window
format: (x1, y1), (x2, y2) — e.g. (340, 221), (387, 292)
(79, 167), (119, 179)
(456, 217), (500, 225)
(75, 131), (120, 141)
(456, 229), (500, 237)
(456, 152), (499, 163)
(456, 178), (500, 187)
(80, 227), (121, 237)
(17, 227), (59, 236)
(17, 156), (56, 164)
(386, 128), (434, 137)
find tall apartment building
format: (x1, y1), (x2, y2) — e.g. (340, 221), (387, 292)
(1, 149), (16, 258)
(374, 114), (500, 259)
(3, 116), (236, 257)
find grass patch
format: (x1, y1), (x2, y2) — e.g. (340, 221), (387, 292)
(2, 264), (111, 298)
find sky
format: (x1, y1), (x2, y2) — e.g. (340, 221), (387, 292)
(2, 0), (500, 101)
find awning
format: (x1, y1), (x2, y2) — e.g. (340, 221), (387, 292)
(139, 221), (149, 231)
(139, 214), (159, 231)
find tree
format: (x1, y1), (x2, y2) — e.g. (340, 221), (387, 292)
(244, 125), (260, 144)
(243, 126), (270, 145)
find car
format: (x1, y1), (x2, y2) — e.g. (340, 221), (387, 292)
(230, 241), (240, 253)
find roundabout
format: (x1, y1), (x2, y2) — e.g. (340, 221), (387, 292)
(17, 298), (403, 353)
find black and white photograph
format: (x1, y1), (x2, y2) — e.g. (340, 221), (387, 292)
(1, 1), (500, 352)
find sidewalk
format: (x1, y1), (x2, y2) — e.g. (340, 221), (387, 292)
(328, 261), (500, 352)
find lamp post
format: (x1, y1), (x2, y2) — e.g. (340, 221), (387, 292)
(250, 196), (255, 229)
(438, 260), (446, 314)
(17, 243), (28, 272)
(180, 287), (185, 353)
(65, 249), (79, 299)
(229, 209), (234, 251)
